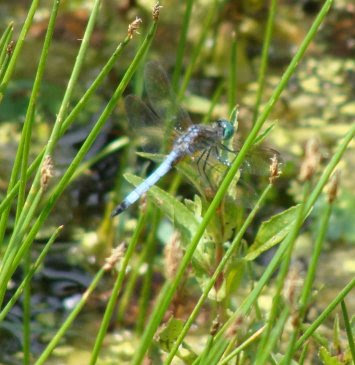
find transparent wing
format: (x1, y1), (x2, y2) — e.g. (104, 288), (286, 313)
(232, 139), (282, 176)
(177, 141), (281, 208)
(144, 61), (192, 135)
(176, 150), (258, 209)
(124, 95), (166, 153)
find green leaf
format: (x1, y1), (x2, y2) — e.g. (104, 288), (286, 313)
(333, 314), (341, 355)
(224, 258), (245, 300)
(319, 346), (343, 365)
(124, 173), (199, 245)
(253, 123), (275, 146)
(229, 104), (239, 131)
(245, 205), (301, 261)
(155, 317), (184, 353)
(136, 151), (164, 161)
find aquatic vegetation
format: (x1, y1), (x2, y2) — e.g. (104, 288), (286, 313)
(0, 0), (354, 364)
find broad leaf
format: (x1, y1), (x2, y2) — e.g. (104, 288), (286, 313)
(155, 317), (184, 353)
(245, 205), (301, 261)
(319, 347), (343, 365)
(124, 173), (199, 245)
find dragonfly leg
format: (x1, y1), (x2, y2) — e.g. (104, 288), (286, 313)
(196, 149), (208, 180)
(201, 147), (214, 190)
(220, 143), (237, 154)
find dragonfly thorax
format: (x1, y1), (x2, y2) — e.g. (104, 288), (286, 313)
(173, 125), (203, 156)
(173, 121), (233, 158)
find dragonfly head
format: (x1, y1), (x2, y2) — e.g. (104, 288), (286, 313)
(217, 119), (234, 140)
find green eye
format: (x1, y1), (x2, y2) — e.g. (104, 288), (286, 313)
(222, 120), (234, 140)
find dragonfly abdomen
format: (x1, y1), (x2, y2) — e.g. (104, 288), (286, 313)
(112, 151), (179, 216)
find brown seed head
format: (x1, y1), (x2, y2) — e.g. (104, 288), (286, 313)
(7, 40), (15, 55)
(40, 155), (54, 190)
(283, 261), (303, 309)
(164, 232), (183, 280)
(225, 315), (243, 339)
(269, 154), (281, 184)
(327, 170), (340, 204)
(152, 2), (163, 20)
(299, 138), (321, 182)
(103, 242), (127, 271)
(210, 316), (221, 336)
(140, 193), (147, 214)
(127, 17), (142, 39)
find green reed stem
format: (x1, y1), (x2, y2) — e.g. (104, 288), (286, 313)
(177, 0), (219, 100)
(172, 0), (194, 92)
(116, 209), (156, 324)
(0, 22), (13, 65)
(0, 0), (53, 246)
(0, 23), (13, 81)
(202, 81), (224, 124)
(17, 0), (61, 220)
(0, 0), (101, 306)
(21, 0), (101, 205)
(295, 278), (355, 351)
(282, 196), (333, 364)
(212, 124), (353, 357)
(255, 183), (310, 365)
(135, 209), (160, 334)
(134, 2), (334, 363)
(1, 0), (99, 262)
(0, 0), (40, 99)
(0, 3), (157, 309)
(261, 308), (289, 363)
(252, 0), (277, 124)
(0, 46), (12, 83)
(219, 326), (265, 365)
(221, 307), (288, 365)
(23, 253), (31, 365)
(0, 226), (63, 322)
(164, 183), (273, 364)
(341, 300), (355, 363)
(199, 336), (214, 364)
(228, 32), (237, 114)
(71, 138), (129, 183)
(298, 342), (309, 365)
(0, 34), (131, 218)
(89, 208), (148, 365)
(35, 268), (106, 365)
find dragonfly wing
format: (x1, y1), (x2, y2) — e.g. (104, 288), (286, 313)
(232, 139), (281, 176)
(144, 61), (192, 135)
(125, 94), (167, 153)
(179, 151), (258, 208)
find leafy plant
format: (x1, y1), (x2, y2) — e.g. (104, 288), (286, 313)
(0, 0), (354, 364)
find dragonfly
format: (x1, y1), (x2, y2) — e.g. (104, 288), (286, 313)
(112, 62), (276, 217)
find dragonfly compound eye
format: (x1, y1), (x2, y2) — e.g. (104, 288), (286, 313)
(218, 119), (234, 140)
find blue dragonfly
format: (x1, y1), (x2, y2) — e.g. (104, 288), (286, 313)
(112, 62), (276, 216)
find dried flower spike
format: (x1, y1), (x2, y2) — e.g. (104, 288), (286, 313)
(210, 316), (221, 336)
(152, 2), (163, 20)
(103, 242), (127, 271)
(164, 232), (183, 280)
(7, 40), (15, 55)
(299, 138), (321, 182)
(269, 154), (281, 184)
(127, 17), (142, 39)
(139, 193), (147, 214)
(327, 170), (340, 203)
(225, 315), (243, 339)
(40, 155), (54, 190)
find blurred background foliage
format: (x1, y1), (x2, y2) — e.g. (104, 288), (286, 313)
(0, 0), (354, 363)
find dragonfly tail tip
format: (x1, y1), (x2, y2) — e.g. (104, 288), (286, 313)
(111, 203), (125, 217)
